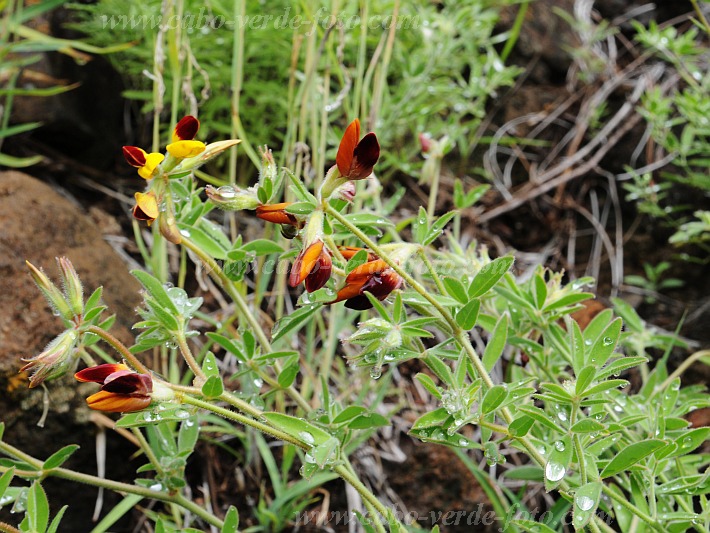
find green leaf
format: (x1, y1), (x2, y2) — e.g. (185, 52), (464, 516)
(0, 152), (43, 168)
(132, 270), (178, 314)
(482, 315), (508, 372)
(411, 408), (451, 430)
(573, 481), (602, 529)
(46, 505), (68, 533)
(582, 380), (628, 398)
(668, 427), (710, 457)
(588, 318), (622, 367)
(240, 239), (284, 256)
(277, 364), (299, 388)
(508, 415), (535, 437)
(542, 292), (594, 312)
(27, 481), (50, 533)
(345, 249), (369, 273)
(221, 506), (239, 533)
(261, 413), (332, 446)
(0, 467), (15, 500)
(43, 445), (80, 470)
(423, 211), (457, 246)
(415, 373), (441, 399)
(272, 304), (322, 343)
(570, 419), (606, 434)
(468, 256), (514, 298)
(601, 439), (666, 478)
(571, 320), (585, 375)
(202, 351), (219, 377)
(517, 405), (563, 433)
(177, 415), (200, 456)
(575, 366), (597, 396)
(545, 435), (572, 491)
(611, 297), (644, 333)
(414, 206), (429, 244)
(442, 277), (468, 304)
(596, 357), (648, 381)
(513, 519), (557, 533)
(424, 354), (454, 387)
(201, 376), (224, 398)
(532, 274), (548, 309)
(285, 202), (316, 215)
(178, 223), (230, 259)
(332, 406), (368, 424)
(348, 413), (389, 430)
(481, 385), (508, 414)
(455, 298), (480, 330)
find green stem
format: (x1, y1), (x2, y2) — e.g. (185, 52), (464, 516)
(602, 486), (662, 531)
(176, 332), (206, 381)
(86, 326), (150, 375)
(425, 157), (441, 222)
(333, 464), (389, 529)
(0, 440), (223, 529)
(418, 247), (448, 298)
(180, 236), (312, 413)
(659, 350), (710, 390)
(690, 0), (710, 35)
(131, 427), (164, 478)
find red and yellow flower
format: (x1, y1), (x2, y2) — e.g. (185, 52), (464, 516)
(75, 363), (153, 413)
(166, 115), (206, 158)
(122, 146), (165, 180)
(132, 191), (159, 225)
(330, 258), (403, 310)
(289, 239), (333, 293)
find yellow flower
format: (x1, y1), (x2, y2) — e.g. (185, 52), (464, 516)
(166, 140), (206, 158)
(122, 146), (165, 180)
(133, 191), (159, 225)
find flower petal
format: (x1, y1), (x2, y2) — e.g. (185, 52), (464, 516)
(133, 192), (159, 223)
(85, 390), (151, 413)
(255, 203), (298, 226)
(75, 363), (130, 383)
(336, 119), (360, 177)
(304, 249), (332, 292)
(166, 140), (206, 158)
(348, 133), (380, 179)
(137, 152), (165, 180)
(338, 246), (377, 262)
(173, 115), (200, 142)
(289, 241), (325, 287)
(122, 146), (147, 167)
(103, 372), (152, 395)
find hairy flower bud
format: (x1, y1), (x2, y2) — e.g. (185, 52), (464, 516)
(205, 185), (260, 211)
(26, 260), (73, 321)
(58, 257), (83, 317)
(21, 330), (78, 388)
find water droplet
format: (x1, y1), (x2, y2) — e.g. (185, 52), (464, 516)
(584, 339), (593, 346)
(370, 366), (382, 379)
(554, 441), (566, 451)
(682, 437), (693, 448)
(304, 452), (316, 464)
(179, 229), (191, 237)
(538, 445), (546, 455)
(175, 409), (190, 419)
(458, 438), (468, 446)
(298, 431), (315, 445)
(576, 495), (595, 511)
(149, 483), (163, 491)
(545, 462), (566, 482)
(216, 186), (236, 198)
(613, 405), (623, 412)
(602, 336), (613, 346)
(557, 411), (568, 422)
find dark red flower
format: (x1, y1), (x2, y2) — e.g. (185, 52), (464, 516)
(336, 119), (380, 180)
(330, 259), (402, 310)
(173, 115), (200, 141)
(75, 363), (152, 413)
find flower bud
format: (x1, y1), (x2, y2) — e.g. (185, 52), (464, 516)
(175, 140), (240, 172)
(21, 330), (78, 388)
(26, 260), (73, 321)
(205, 185), (260, 211)
(259, 146), (278, 184)
(58, 257), (83, 316)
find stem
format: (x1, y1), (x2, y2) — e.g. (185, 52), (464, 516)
(333, 464), (390, 528)
(426, 156), (441, 222)
(176, 332), (206, 381)
(574, 434), (587, 484)
(418, 247), (448, 297)
(85, 326), (150, 375)
(0, 440), (224, 529)
(179, 395), (305, 450)
(690, 0), (710, 35)
(602, 486), (662, 531)
(659, 350), (710, 390)
(180, 236), (312, 413)
(131, 428), (164, 478)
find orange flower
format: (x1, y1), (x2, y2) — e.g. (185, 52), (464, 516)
(166, 115), (205, 158)
(132, 191), (159, 225)
(336, 119), (380, 180)
(75, 363), (152, 413)
(338, 246), (378, 262)
(330, 259), (403, 310)
(289, 240), (332, 293)
(255, 202), (299, 226)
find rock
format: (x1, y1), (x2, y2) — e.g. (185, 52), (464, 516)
(0, 171), (140, 530)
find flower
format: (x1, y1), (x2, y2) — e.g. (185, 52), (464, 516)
(166, 115), (206, 158)
(75, 363), (153, 413)
(132, 191), (159, 225)
(255, 202), (299, 226)
(336, 118), (380, 180)
(122, 146), (165, 180)
(338, 246), (378, 262)
(289, 240), (332, 293)
(205, 185), (260, 211)
(21, 330), (78, 388)
(330, 259), (403, 310)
